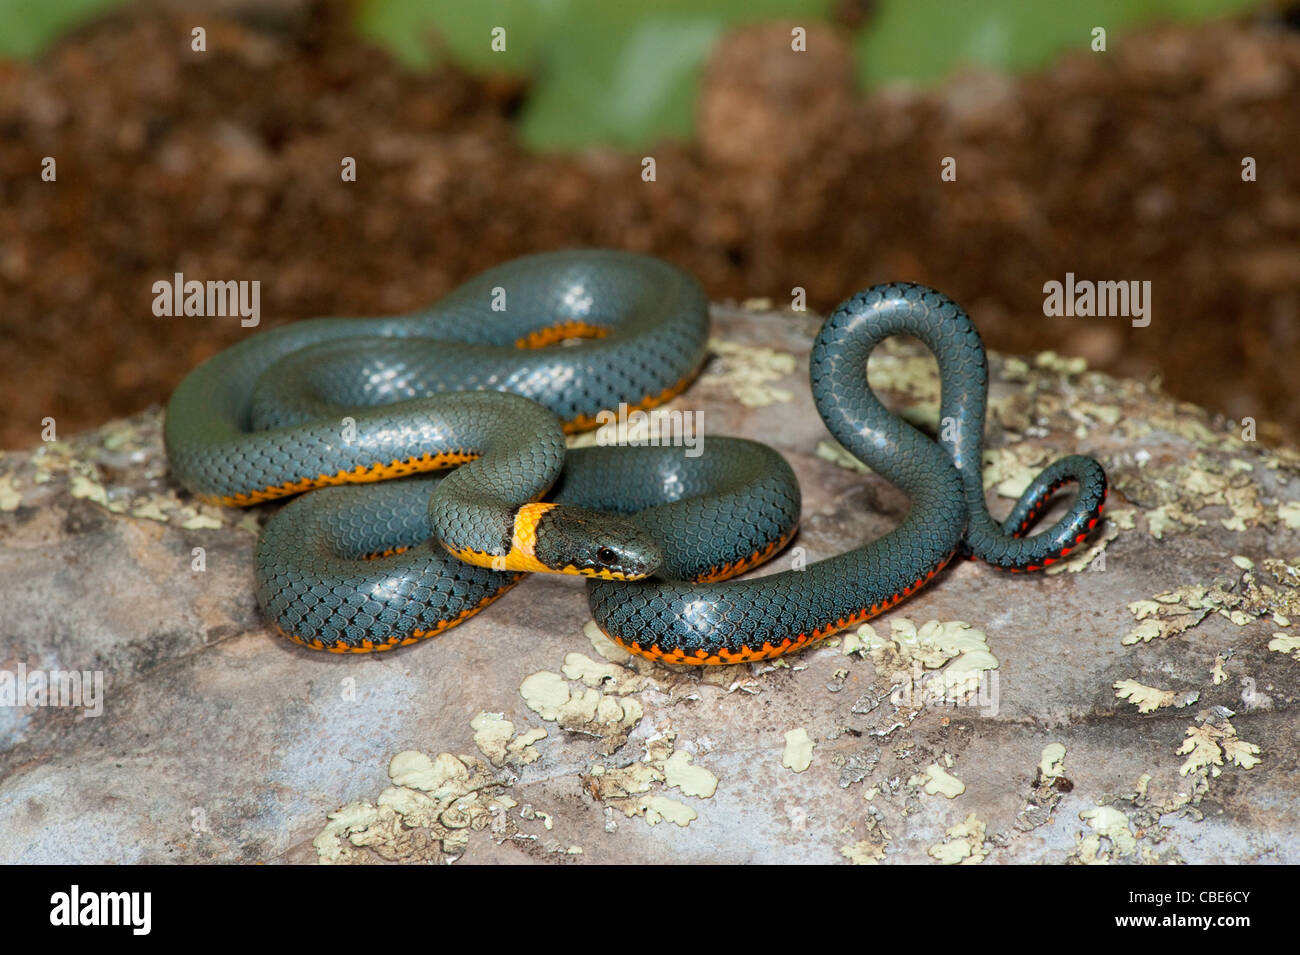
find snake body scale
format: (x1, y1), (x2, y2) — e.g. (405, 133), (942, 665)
(164, 250), (1108, 663)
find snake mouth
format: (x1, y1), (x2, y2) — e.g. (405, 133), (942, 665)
(569, 565), (650, 581)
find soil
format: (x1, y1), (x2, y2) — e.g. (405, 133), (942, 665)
(1, 1), (1297, 449)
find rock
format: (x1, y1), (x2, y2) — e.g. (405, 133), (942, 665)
(1, 302), (1297, 864)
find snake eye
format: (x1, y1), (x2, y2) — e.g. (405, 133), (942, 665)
(597, 546), (617, 565)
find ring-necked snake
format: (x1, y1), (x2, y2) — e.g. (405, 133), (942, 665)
(164, 251), (1108, 663)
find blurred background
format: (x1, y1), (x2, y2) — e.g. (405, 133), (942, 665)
(0, 0), (1297, 448)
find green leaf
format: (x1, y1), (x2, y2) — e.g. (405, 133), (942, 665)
(0, 0), (126, 59)
(856, 0), (1264, 86)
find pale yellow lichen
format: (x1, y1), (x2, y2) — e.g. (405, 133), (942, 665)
(640, 795), (697, 827)
(557, 686), (602, 723)
(562, 652), (627, 689)
(1039, 743), (1066, 780)
(862, 618), (1000, 703)
(388, 751), (469, 795)
(782, 728), (814, 773)
(815, 439), (870, 474)
(928, 813), (987, 865)
(470, 712), (547, 767)
(1212, 655), (1228, 685)
(180, 513), (223, 530)
(919, 764), (965, 798)
(1123, 560), (1300, 645)
(662, 750), (719, 798)
(1146, 503), (1204, 539)
(589, 762), (661, 798)
(519, 671), (570, 721)
(840, 817), (889, 864)
(1113, 679), (1176, 714)
(376, 786), (440, 818)
(69, 474), (108, 506)
(509, 729), (547, 763)
(1078, 806), (1137, 860)
(0, 475), (21, 511)
(1034, 351), (1088, 376)
(981, 446), (1044, 497)
(313, 802), (380, 864)
(840, 839), (886, 865)
(316, 751), (520, 863)
(1268, 633), (1300, 660)
(706, 338), (796, 407)
(130, 501), (171, 522)
(1177, 720), (1261, 775)
(584, 620), (633, 664)
(471, 712), (514, 765)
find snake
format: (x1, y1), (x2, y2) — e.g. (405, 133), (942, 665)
(164, 252), (1108, 663)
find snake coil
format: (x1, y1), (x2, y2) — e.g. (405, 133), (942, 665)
(164, 254), (1107, 661)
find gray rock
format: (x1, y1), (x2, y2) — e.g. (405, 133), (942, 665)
(1, 303), (1296, 864)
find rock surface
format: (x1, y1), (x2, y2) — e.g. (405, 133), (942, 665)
(1, 303), (1297, 864)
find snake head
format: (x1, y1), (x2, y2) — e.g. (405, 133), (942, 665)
(534, 506), (662, 580)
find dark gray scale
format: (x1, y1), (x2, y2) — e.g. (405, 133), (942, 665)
(587, 283), (1107, 658)
(964, 454), (1108, 568)
(586, 286), (962, 656)
(165, 251), (715, 651)
(549, 439), (800, 582)
(254, 444), (803, 650)
(883, 287), (1111, 569)
(255, 477), (525, 649)
(171, 260), (1109, 659)
(414, 392), (568, 557)
(164, 250), (708, 502)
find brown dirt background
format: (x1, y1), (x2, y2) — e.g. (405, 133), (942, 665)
(1, 1), (1297, 449)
